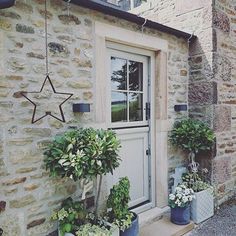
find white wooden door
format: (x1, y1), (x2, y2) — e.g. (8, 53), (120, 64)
(106, 48), (151, 208)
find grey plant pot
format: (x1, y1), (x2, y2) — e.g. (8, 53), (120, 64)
(191, 188), (214, 224)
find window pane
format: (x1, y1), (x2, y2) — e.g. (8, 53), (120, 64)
(111, 57), (127, 90)
(129, 93), (143, 121)
(129, 60), (143, 91)
(111, 92), (127, 122)
(118, 0), (131, 11)
(134, 0), (146, 8)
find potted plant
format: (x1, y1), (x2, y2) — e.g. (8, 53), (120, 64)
(169, 184), (195, 225)
(106, 177), (139, 236)
(182, 169), (214, 224)
(169, 119), (215, 171)
(51, 198), (118, 236)
(44, 128), (121, 235)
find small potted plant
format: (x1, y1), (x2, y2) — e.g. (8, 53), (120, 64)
(51, 198), (87, 236)
(169, 119), (215, 171)
(44, 128), (121, 235)
(169, 184), (195, 225)
(182, 169), (214, 224)
(106, 177), (139, 236)
(51, 198), (118, 236)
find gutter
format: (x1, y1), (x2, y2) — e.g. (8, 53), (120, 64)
(66, 0), (196, 40)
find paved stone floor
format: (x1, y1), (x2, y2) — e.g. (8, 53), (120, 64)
(187, 199), (236, 236)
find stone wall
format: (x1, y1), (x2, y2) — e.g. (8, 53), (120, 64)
(135, 0), (236, 204)
(0, 0), (189, 235)
(213, 0), (236, 204)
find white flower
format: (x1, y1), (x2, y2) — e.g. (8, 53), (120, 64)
(175, 187), (181, 192)
(185, 189), (190, 195)
(169, 194), (175, 200)
(188, 196), (193, 201)
(182, 196), (188, 203)
(177, 193), (182, 198)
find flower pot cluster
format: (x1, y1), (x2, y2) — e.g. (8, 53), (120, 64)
(44, 128), (139, 236)
(169, 119), (215, 225)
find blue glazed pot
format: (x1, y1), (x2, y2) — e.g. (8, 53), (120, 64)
(120, 212), (139, 236)
(0, 0), (15, 9)
(171, 205), (190, 225)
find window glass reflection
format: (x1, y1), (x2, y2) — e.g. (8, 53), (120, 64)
(129, 93), (143, 121)
(129, 60), (143, 91)
(111, 92), (127, 122)
(111, 57), (127, 90)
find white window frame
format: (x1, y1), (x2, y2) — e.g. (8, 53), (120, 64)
(107, 47), (149, 128)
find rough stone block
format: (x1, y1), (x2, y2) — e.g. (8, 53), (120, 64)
(10, 195), (36, 208)
(213, 105), (231, 132)
(0, 201), (6, 212)
(213, 156), (231, 184)
(16, 24), (35, 34)
(2, 177), (27, 186)
(213, 9), (230, 33)
(27, 218), (46, 229)
(213, 54), (232, 81)
(189, 82), (217, 105)
(58, 14), (81, 25)
(48, 42), (70, 57)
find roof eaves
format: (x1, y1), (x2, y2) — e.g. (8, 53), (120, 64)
(66, 0), (197, 40)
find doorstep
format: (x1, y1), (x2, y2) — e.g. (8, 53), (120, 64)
(138, 206), (170, 227)
(140, 216), (194, 236)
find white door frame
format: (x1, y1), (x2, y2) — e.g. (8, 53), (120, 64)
(107, 44), (153, 212)
(95, 21), (169, 210)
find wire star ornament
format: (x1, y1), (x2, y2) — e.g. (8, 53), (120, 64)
(20, 0), (73, 124)
(21, 75), (73, 124)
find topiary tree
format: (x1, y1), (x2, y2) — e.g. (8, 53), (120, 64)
(44, 128), (121, 217)
(169, 119), (215, 170)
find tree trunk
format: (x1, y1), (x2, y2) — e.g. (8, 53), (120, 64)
(95, 174), (102, 218)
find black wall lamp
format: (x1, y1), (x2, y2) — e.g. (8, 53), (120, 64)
(174, 104), (188, 112)
(0, 0), (15, 9)
(73, 103), (90, 113)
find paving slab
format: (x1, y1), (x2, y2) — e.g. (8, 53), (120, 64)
(140, 216), (194, 236)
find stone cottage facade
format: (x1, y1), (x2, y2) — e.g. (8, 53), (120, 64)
(129, 0), (236, 205)
(0, 0), (235, 235)
(0, 0), (192, 235)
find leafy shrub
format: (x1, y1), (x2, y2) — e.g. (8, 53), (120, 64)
(44, 128), (121, 181)
(107, 177), (133, 231)
(169, 119), (215, 155)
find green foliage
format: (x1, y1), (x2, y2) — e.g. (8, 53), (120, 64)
(169, 119), (215, 155)
(107, 177), (133, 231)
(51, 198), (87, 236)
(182, 171), (213, 193)
(76, 223), (113, 236)
(44, 128), (121, 181)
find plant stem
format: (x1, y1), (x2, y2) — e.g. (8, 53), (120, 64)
(95, 174), (102, 218)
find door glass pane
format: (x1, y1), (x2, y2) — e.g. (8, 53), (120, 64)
(129, 93), (143, 121)
(111, 57), (127, 90)
(129, 60), (143, 91)
(111, 92), (127, 122)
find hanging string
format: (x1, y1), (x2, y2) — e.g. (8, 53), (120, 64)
(44, 0), (49, 75)
(141, 18), (148, 34)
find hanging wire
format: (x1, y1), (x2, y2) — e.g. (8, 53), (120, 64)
(44, 0), (49, 75)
